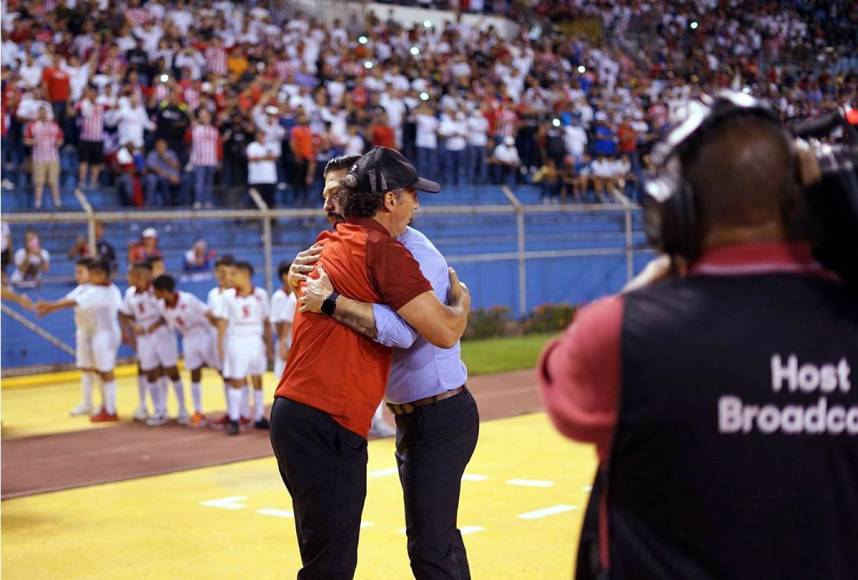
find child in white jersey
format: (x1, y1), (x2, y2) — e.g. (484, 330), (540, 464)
(269, 260), (297, 381)
(206, 254), (239, 429)
(153, 273), (217, 427)
(213, 261), (272, 435)
(36, 260), (122, 421)
(119, 261), (186, 426)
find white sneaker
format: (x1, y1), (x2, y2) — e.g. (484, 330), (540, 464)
(70, 402), (94, 416)
(132, 405), (149, 422)
(145, 414), (168, 427)
(176, 410), (190, 425)
(369, 418), (397, 438)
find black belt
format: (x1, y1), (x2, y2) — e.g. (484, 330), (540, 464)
(386, 386), (466, 416)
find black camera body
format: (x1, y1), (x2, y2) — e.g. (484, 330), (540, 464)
(643, 91), (858, 289)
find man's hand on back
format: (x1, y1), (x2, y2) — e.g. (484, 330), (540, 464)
(447, 267), (471, 311)
(299, 263), (335, 314)
(288, 244), (322, 292)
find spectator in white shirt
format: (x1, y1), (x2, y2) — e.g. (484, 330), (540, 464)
(466, 106), (490, 184)
(11, 230), (50, 287)
(414, 103), (439, 177)
(492, 135), (520, 186)
(112, 92), (154, 149)
(246, 130), (278, 208)
(439, 110), (468, 185)
(563, 120), (588, 159)
(343, 125), (365, 156)
(590, 154), (616, 202)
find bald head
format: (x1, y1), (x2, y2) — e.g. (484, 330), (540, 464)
(683, 115), (796, 247)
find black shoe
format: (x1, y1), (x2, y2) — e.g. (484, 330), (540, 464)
(254, 418), (270, 430)
(227, 419), (240, 436)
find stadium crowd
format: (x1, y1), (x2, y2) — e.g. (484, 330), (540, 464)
(1, 0), (855, 208)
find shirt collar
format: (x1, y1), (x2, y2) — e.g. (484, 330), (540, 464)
(345, 216), (392, 237)
(691, 242), (834, 278)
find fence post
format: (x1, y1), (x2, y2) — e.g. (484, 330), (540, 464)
(248, 188), (274, 295)
(611, 186), (635, 282)
(74, 188), (97, 257)
(501, 186), (526, 317)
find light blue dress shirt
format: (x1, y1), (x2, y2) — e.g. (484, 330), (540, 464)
(372, 226), (469, 404)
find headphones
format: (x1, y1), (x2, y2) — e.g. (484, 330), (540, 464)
(642, 91), (788, 261)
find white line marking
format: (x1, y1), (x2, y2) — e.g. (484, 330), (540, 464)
(507, 479), (555, 488)
(256, 508), (293, 518)
(582, 485), (593, 492)
(460, 526), (485, 535)
(398, 527), (407, 535)
(370, 467), (398, 477)
(517, 504), (577, 520)
(461, 473), (488, 481)
(360, 521), (374, 529)
(200, 496), (247, 510)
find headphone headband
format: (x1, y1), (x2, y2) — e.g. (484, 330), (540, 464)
(643, 91), (785, 261)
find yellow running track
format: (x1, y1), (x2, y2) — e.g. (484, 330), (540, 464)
(1, 411), (596, 579)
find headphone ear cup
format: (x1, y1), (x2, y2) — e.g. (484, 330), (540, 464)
(673, 179), (699, 261)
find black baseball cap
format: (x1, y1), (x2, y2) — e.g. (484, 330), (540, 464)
(349, 147), (441, 194)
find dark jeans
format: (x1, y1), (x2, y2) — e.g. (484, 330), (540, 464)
(270, 397), (368, 580)
(394, 388), (480, 580)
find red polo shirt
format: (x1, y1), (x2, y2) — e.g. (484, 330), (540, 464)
(276, 217), (432, 437)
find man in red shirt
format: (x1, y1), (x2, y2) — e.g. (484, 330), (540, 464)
(41, 55), (71, 137)
(270, 147), (471, 578)
(289, 112), (315, 206)
(369, 111), (396, 149)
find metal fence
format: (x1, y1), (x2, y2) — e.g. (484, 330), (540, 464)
(2, 187), (642, 314)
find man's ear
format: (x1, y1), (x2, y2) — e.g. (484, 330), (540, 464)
(382, 190), (398, 212)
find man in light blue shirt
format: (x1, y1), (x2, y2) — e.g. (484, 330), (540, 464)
(291, 153), (479, 580)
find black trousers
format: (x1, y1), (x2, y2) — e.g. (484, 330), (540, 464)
(394, 388), (480, 580)
(270, 397), (368, 579)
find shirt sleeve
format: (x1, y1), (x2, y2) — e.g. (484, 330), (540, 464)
(74, 287), (98, 310)
(269, 293), (285, 323)
(367, 238), (433, 311)
(537, 295), (623, 462)
(118, 290), (133, 316)
(372, 303), (419, 349)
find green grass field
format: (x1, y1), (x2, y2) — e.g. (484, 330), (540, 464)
(460, 333), (558, 375)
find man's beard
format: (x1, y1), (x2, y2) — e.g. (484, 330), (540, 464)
(327, 212), (345, 227)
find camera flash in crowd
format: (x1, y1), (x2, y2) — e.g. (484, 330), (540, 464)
(552, 118), (561, 127)
(410, 46), (420, 56)
(577, 65), (586, 74)
(423, 20), (433, 28)
(358, 35), (368, 45)
(690, 21), (699, 30)
(420, 92), (430, 101)
(364, 60), (373, 70)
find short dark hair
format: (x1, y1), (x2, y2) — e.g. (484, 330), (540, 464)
(323, 154), (362, 177)
(215, 254), (235, 268)
(132, 260), (153, 271)
(76, 257), (95, 268)
(234, 261), (254, 276)
(88, 259), (110, 275)
(152, 274), (176, 292)
(277, 260), (292, 279)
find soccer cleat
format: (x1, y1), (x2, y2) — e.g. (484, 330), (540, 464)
(254, 417), (270, 430)
(369, 418), (397, 438)
(177, 410), (190, 425)
(189, 412), (208, 428)
(90, 409), (119, 423)
(132, 405), (149, 422)
(70, 402), (94, 417)
(145, 414), (168, 427)
(211, 414), (230, 429)
(227, 419), (240, 436)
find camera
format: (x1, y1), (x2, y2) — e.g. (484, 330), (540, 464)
(793, 110), (858, 290)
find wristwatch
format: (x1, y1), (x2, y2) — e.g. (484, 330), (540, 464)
(321, 291), (339, 317)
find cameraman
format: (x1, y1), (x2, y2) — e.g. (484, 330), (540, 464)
(539, 104), (858, 578)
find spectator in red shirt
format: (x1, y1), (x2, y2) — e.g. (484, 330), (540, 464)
(289, 112), (314, 206)
(270, 147), (471, 579)
(369, 111), (396, 149)
(41, 54), (71, 135)
(128, 228), (162, 264)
